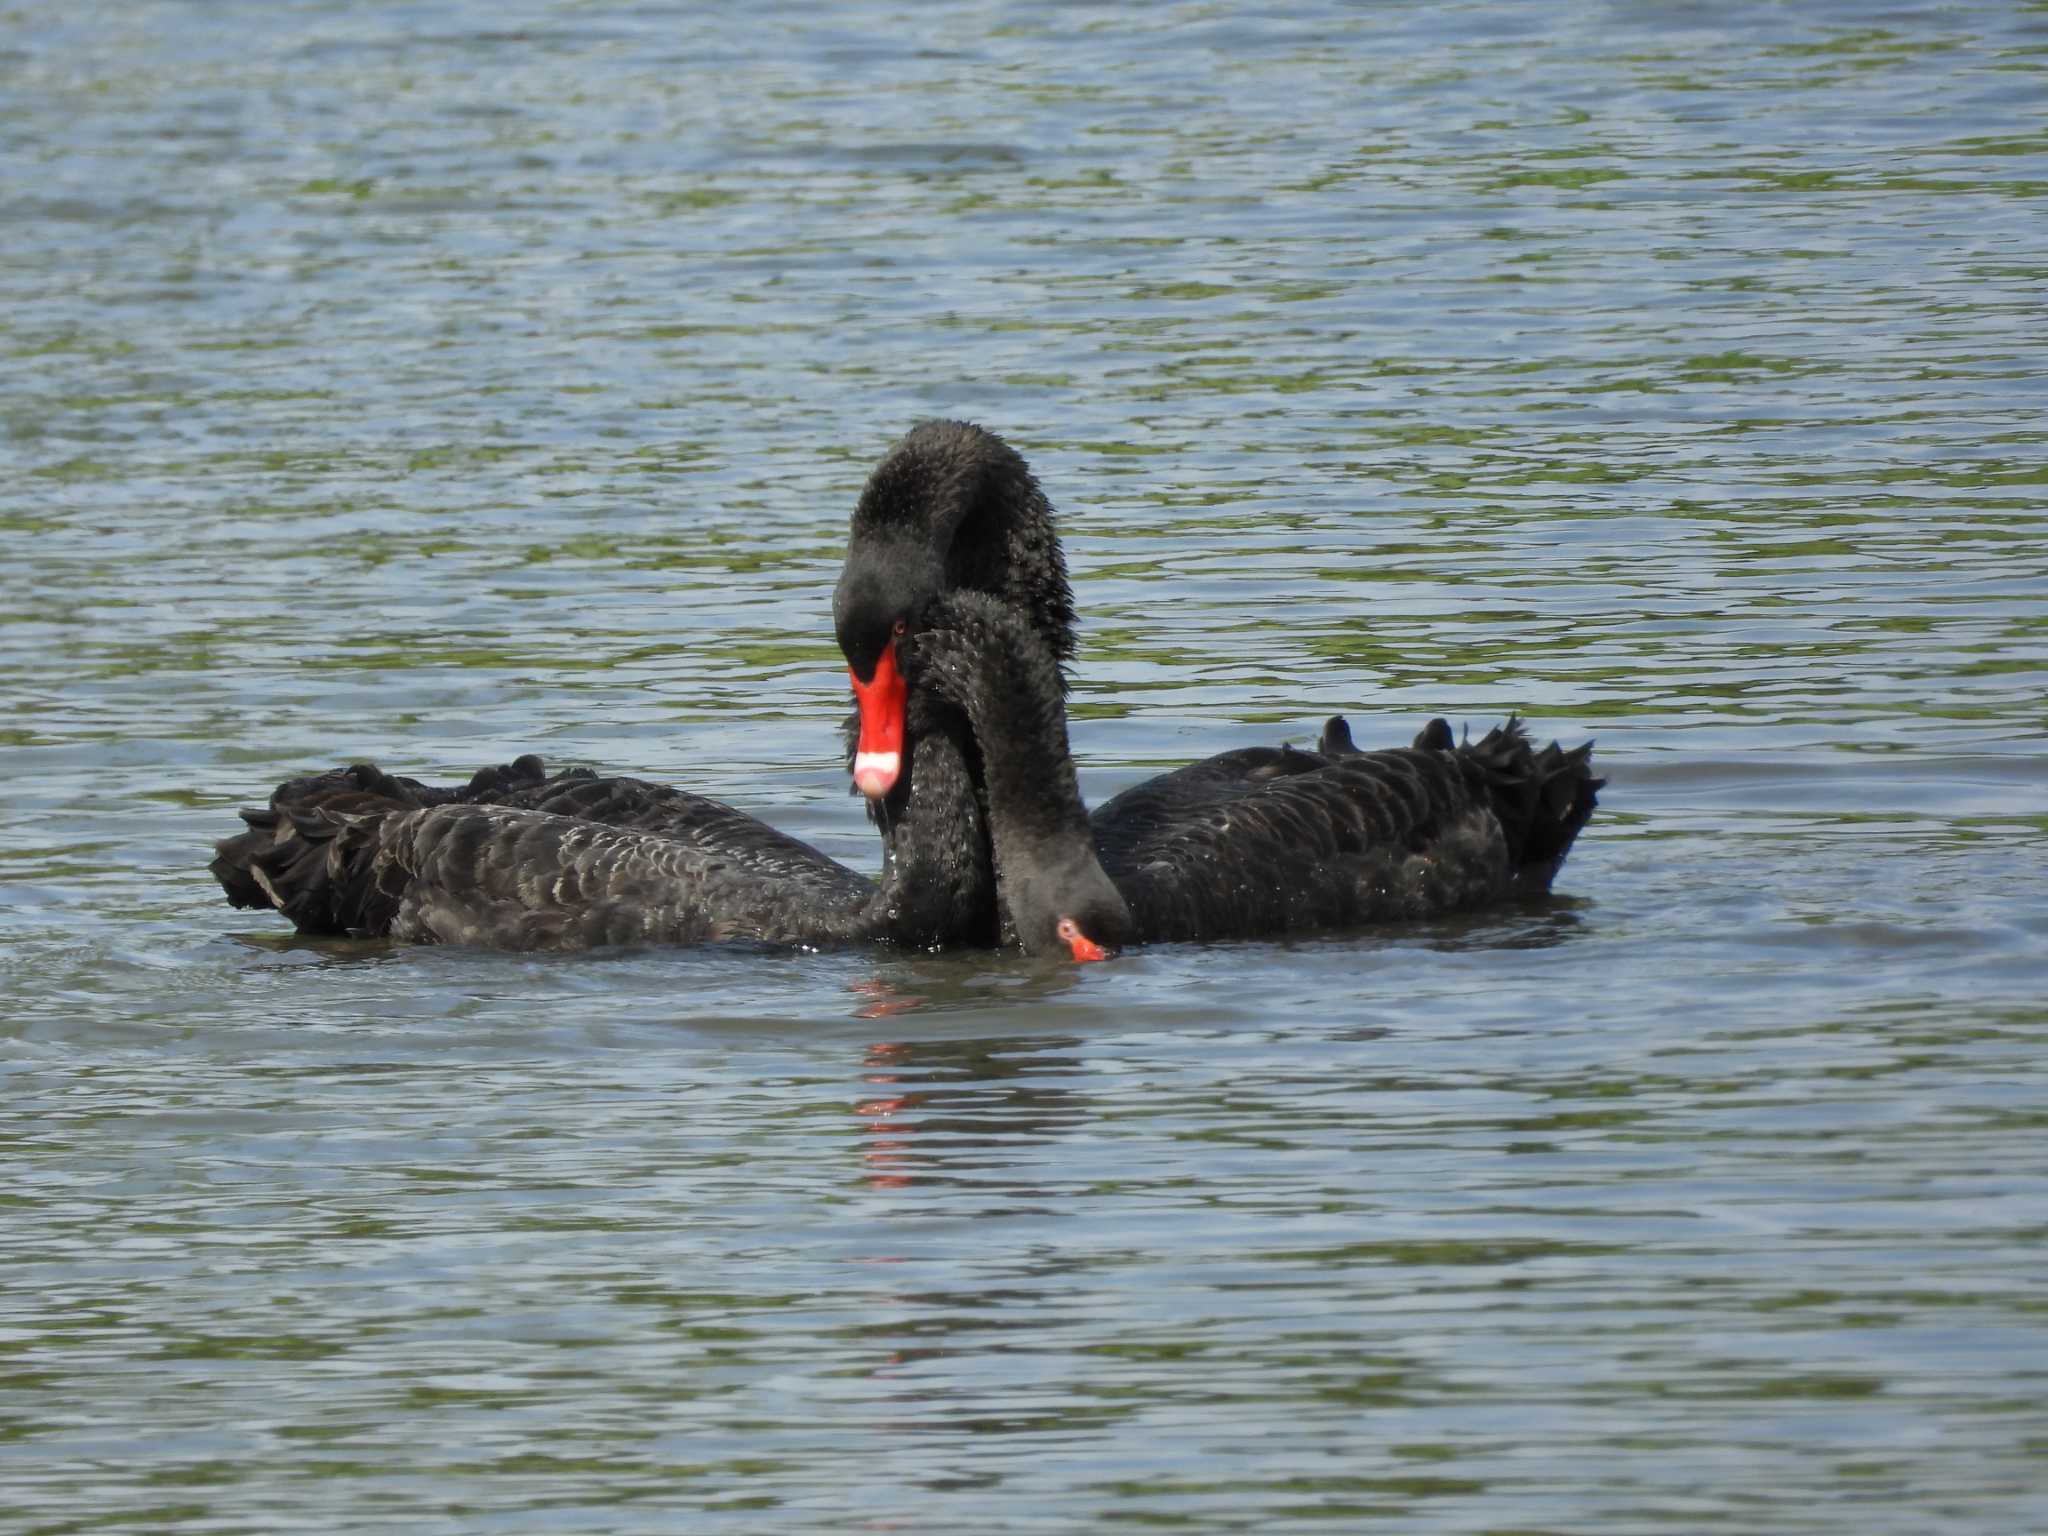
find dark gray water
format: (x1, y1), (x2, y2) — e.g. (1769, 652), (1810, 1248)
(5, 2), (2048, 1531)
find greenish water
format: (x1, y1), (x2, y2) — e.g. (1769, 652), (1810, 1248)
(4, 2), (2047, 1532)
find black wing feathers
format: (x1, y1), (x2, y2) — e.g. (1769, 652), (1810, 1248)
(210, 757), (872, 949)
(1092, 717), (1599, 943)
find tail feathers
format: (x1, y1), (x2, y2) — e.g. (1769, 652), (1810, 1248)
(211, 757), (551, 936)
(450, 754), (553, 805)
(1412, 717), (1454, 752)
(1321, 714), (1600, 892)
(1321, 714), (1457, 755)
(1457, 717), (1601, 889)
(211, 804), (396, 938)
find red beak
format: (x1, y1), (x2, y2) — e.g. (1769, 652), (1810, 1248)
(850, 644), (906, 800)
(1057, 917), (1112, 963)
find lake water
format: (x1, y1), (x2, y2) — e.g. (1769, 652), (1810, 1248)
(5, 1), (2047, 1531)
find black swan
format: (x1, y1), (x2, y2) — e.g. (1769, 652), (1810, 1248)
(210, 590), (1129, 960)
(833, 420), (1601, 944)
(214, 419), (1597, 956)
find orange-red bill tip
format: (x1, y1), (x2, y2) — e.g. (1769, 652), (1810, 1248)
(1057, 917), (1112, 963)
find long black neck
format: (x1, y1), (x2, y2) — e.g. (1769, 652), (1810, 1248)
(936, 429), (1078, 678)
(902, 591), (1127, 953)
(817, 709), (997, 949)
(929, 608), (1091, 871)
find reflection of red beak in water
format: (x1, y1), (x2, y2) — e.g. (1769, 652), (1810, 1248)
(850, 643), (906, 800)
(857, 1040), (915, 1189)
(849, 977), (922, 1021)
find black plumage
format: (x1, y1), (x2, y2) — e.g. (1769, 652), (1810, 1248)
(1086, 718), (1596, 942)
(836, 420), (1603, 945)
(210, 630), (1103, 956)
(212, 417), (1599, 958)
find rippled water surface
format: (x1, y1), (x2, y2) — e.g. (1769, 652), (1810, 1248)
(5, 2), (2048, 1531)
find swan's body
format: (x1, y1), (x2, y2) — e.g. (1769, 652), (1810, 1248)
(836, 421), (1600, 944)
(211, 606), (1124, 958)
(212, 418), (1597, 957)
(214, 760), (879, 949)
(1086, 717), (1593, 942)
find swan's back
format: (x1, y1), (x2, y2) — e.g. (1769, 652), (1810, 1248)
(212, 758), (872, 950)
(1090, 718), (1598, 943)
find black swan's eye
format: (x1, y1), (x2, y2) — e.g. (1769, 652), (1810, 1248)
(892, 617), (908, 637)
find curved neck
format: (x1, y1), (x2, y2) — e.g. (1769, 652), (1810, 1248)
(945, 462), (1078, 676)
(906, 592), (1106, 901)
(848, 421), (1081, 676)
(947, 630), (1092, 866)
(849, 714), (999, 948)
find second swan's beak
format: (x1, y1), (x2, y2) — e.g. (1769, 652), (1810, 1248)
(1057, 917), (1114, 964)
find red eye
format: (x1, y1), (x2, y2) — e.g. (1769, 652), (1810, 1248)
(892, 617), (907, 637)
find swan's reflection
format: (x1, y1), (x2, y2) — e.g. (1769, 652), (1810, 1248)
(845, 953), (1097, 1021)
(222, 930), (400, 966)
(851, 1032), (1091, 1192)
(1413, 901), (1591, 953)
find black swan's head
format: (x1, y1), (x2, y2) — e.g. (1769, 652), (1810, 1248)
(1003, 842), (1131, 963)
(835, 420), (1077, 802)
